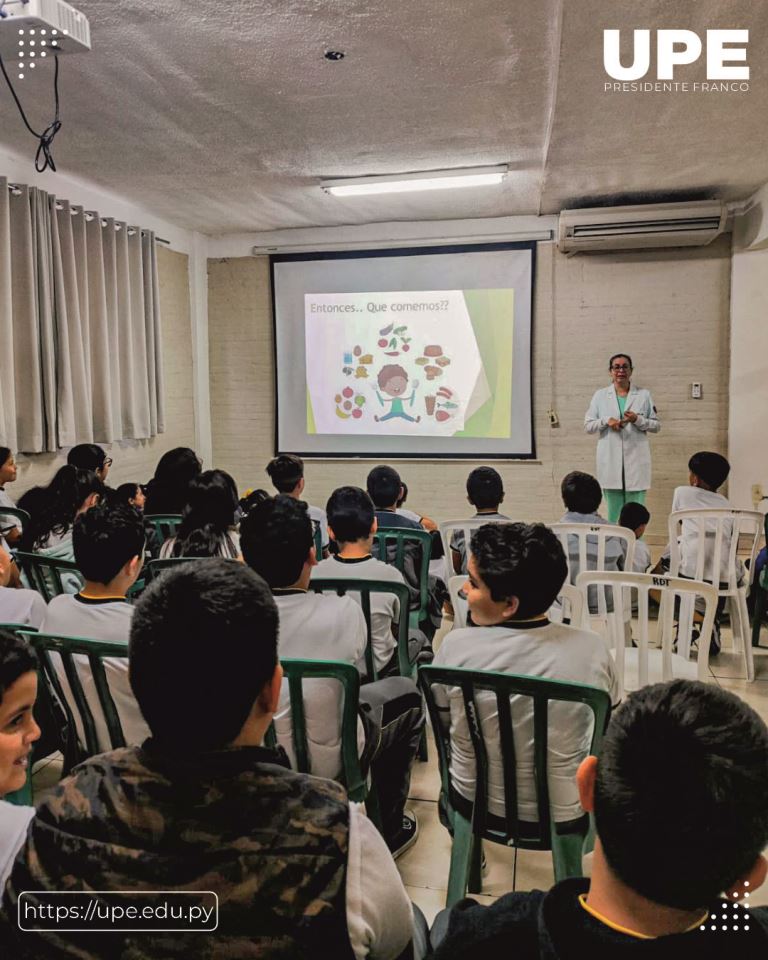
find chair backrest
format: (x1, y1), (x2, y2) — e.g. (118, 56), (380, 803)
(549, 523), (635, 619)
(21, 631), (128, 762)
(144, 514), (183, 558)
(448, 574), (469, 630)
(309, 577), (412, 679)
(439, 517), (509, 580)
(14, 551), (83, 603)
(576, 570), (718, 695)
(0, 506), (30, 532)
(373, 527), (432, 618)
(268, 658), (368, 803)
(419, 665), (611, 848)
(548, 583), (586, 629)
(143, 556), (203, 584)
(668, 508), (762, 593)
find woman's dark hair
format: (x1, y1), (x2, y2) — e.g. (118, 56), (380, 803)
(67, 444), (107, 472)
(0, 629), (37, 702)
(171, 469), (239, 558)
(20, 466), (105, 550)
(143, 447), (202, 515)
(239, 488), (272, 516)
(114, 483), (143, 506)
(608, 353), (633, 370)
(0, 448), (11, 470)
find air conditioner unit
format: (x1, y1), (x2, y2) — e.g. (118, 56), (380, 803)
(558, 201), (726, 253)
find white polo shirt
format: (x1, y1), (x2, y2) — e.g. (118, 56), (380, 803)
(669, 485), (740, 582)
(433, 618), (619, 822)
(0, 586), (47, 629)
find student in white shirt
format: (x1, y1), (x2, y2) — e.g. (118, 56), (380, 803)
(160, 469), (241, 559)
(265, 454), (329, 555)
(40, 503), (150, 751)
(241, 495), (425, 858)
(450, 466), (510, 574)
(657, 452), (736, 654)
(618, 502), (651, 573)
(314, 486), (409, 676)
(0, 629), (40, 886)
(0, 544), (46, 629)
(433, 522), (619, 827)
(0, 448), (21, 547)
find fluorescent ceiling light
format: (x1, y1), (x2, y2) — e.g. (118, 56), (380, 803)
(321, 165), (508, 197)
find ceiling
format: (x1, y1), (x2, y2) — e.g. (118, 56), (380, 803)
(1, 0), (766, 234)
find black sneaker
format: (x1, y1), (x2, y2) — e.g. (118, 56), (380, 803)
(390, 810), (419, 859)
(709, 622), (721, 657)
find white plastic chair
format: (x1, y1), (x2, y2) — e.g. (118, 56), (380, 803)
(448, 574), (469, 630)
(439, 517), (509, 582)
(550, 523), (635, 626)
(668, 508), (762, 681)
(548, 583), (586, 629)
(576, 571), (718, 699)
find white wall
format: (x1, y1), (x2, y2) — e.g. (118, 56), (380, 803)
(729, 245), (768, 508)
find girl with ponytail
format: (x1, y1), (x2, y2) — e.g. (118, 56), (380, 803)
(19, 466), (105, 554)
(160, 470), (240, 559)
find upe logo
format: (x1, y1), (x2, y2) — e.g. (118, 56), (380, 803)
(604, 29), (749, 83)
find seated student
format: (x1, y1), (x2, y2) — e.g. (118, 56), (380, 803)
(160, 469), (241, 559)
(560, 470), (625, 614)
(241, 496), (424, 856)
(619, 501), (651, 572)
(266, 453), (329, 555)
(114, 482), (146, 512)
(367, 466), (423, 531)
(0, 544), (46, 629)
(432, 680), (768, 959)
(0, 448), (22, 546)
(0, 561), (416, 959)
(143, 446), (202, 516)
(313, 486), (409, 676)
(18, 466), (104, 596)
(0, 630), (40, 887)
(433, 523), (618, 827)
(67, 443), (112, 484)
(40, 504), (150, 750)
(397, 482), (438, 532)
(450, 466), (508, 574)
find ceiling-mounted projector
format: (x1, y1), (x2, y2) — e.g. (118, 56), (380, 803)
(0, 0), (90, 63)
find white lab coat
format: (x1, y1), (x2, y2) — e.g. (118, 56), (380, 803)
(584, 384), (660, 491)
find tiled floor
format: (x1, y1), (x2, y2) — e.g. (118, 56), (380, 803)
(31, 619), (768, 926)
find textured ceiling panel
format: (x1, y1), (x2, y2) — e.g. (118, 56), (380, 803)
(0, 0), (765, 232)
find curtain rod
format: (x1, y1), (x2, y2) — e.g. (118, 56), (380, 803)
(6, 183), (170, 244)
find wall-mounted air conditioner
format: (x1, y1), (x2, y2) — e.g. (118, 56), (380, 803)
(558, 201), (727, 253)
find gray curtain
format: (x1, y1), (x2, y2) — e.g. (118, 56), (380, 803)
(0, 176), (164, 452)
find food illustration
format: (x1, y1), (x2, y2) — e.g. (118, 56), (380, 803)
(353, 346), (362, 357)
(436, 356), (451, 367)
(424, 383), (459, 422)
(424, 396), (436, 416)
(424, 365), (442, 380)
(359, 354), (373, 364)
(424, 344), (443, 357)
(435, 410), (451, 422)
(355, 366), (369, 378)
(334, 385), (366, 419)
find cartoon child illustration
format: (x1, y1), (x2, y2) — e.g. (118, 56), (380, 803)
(373, 364), (421, 423)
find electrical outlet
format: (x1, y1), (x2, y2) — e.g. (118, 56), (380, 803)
(751, 484), (764, 503)
(691, 382), (702, 399)
(548, 410), (559, 427)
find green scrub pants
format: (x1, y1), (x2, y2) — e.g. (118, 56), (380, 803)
(603, 488), (646, 524)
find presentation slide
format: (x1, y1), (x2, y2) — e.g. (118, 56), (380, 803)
(272, 243), (534, 458)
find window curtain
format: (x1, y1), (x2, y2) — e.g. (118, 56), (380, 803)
(0, 176), (165, 453)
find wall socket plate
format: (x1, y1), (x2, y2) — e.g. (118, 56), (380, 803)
(691, 382), (702, 399)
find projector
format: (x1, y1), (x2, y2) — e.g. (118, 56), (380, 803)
(0, 0), (90, 64)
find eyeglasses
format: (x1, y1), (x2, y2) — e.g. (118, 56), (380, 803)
(611, 364), (631, 371)
(103, 458), (113, 468)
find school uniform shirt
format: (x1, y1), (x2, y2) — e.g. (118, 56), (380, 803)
(40, 595), (150, 751)
(668, 485), (740, 583)
(0, 800), (34, 888)
(374, 510), (423, 531)
(450, 513), (510, 575)
(433, 619), (619, 822)
(632, 539), (652, 573)
(308, 504), (330, 550)
(312, 555), (406, 673)
(273, 590), (367, 780)
(0, 489), (21, 532)
(559, 511), (626, 614)
(0, 586), (47, 629)
(396, 507), (422, 525)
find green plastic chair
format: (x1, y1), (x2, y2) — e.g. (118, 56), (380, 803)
(373, 527), (433, 633)
(419, 664), (611, 906)
(143, 556), (204, 583)
(309, 578), (415, 681)
(0, 506), (30, 534)
(21, 631), (129, 773)
(14, 551), (83, 603)
(144, 514), (183, 558)
(265, 658), (381, 830)
(751, 514), (768, 649)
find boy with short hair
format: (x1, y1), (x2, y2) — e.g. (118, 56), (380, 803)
(40, 503), (149, 750)
(265, 453), (329, 554)
(432, 680), (768, 958)
(0, 543), (46, 629)
(0, 629), (40, 886)
(451, 466), (508, 574)
(433, 523), (618, 827)
(367, 465), (423, 530)
(1, 561), (416, 959)
(619, 501), (651, 573)
(241, 496), (424, 857)
(314, 486), (408, 676)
